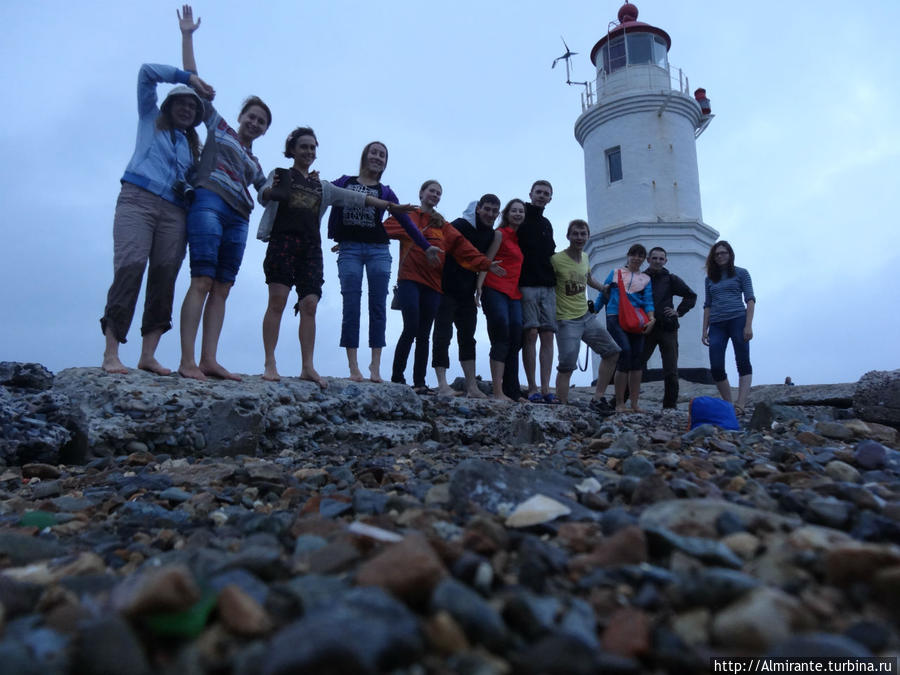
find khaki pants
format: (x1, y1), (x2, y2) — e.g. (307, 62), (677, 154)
(100, 183), (186, 343)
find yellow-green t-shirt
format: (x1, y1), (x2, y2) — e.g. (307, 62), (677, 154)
(551, 251), (589, 320)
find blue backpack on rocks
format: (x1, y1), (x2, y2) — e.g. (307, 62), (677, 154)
(689, 396), (740, 430)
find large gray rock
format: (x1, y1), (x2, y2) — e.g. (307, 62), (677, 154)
(0, 363), (83, 466)
(750, 382), (856, 407)
(854, 369), (900, 427)
(3, 362), (607, 464)
(51, 368), (428, 458)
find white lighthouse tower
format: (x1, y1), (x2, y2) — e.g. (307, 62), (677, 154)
(575, 2), (717, 379)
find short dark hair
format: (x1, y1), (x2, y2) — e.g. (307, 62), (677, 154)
(359, 141), (388, 179)
(500, 199), (526, 228)
(648, 246), (667, 257)
(627, 243), (647, 257)
(706, 240), (736, 282)
(284, 126), (318, 158)
(239, 96), (272, 127)
(567, 219), (590, 236)
(477, 193), (500, 208)
(531, 179), (553, 194)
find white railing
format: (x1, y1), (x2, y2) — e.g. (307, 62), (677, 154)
(580, 62), (692, 112)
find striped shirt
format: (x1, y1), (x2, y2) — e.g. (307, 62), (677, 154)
(704, 267), (755, 323)
(194, 103), (265, 219)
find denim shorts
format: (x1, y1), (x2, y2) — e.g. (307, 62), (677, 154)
(186, 188), (249, 283)
(521, 286), (557, 332)
(556, 312), (620, 372)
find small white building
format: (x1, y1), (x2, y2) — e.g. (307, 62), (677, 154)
(574, 2), (717, 380)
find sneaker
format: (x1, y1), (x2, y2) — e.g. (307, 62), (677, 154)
(589, 397), (615, 416)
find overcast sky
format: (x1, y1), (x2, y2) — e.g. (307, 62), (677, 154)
(2, 0), (898, 387)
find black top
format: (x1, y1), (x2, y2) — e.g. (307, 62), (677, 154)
(328, 176), (393, 244)
(645, 266), (697, 331)
(442, 215), (496, 298)
(517, 203), (556, 287)
(272, 169), (322, 241)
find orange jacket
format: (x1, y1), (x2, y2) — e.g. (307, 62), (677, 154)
(384, 209), (494, 294)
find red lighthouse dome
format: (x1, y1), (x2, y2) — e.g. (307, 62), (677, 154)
(590, 2), (672, 74)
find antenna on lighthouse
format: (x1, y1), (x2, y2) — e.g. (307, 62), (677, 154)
(552, 37), (584, 86)
(553, 35), (591, 108)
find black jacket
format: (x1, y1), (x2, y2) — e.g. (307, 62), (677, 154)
(442, 215), (496, 298)
(646, 266), (697, 331)
(518, 203), (556, 287)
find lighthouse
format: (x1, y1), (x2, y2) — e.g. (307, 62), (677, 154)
(575, 2), (717, 380)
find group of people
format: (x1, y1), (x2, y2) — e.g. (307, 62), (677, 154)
(100, 5), (756, 415)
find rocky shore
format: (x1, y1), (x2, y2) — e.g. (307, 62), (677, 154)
(1, 361), (899, 674)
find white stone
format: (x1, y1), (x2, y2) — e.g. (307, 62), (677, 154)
(505, 494), (572, 528)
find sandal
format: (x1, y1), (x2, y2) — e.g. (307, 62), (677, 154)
(413, 385), (431, 395)
(527, 392), (544, 403)
(543, 393), (561, 404)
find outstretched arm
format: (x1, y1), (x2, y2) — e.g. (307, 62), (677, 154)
(178, 5), (201, 73)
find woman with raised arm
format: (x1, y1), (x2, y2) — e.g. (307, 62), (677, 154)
(475, 199), (526, 402)
(385, 180), (505, 394)
(176, 5), (270, 381)
(701, 240), (756, 414)
(99, 18), (214, 375)
(256, 129), (422, 386)
(326, 142), (439, 382)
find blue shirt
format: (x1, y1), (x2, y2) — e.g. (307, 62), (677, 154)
(120, 64), (195, 208)
(704, 267), (755, 323)
(599, 268), (654, 316)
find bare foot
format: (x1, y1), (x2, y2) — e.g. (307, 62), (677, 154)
(466, 387), (487, 399)
(262, 362), (281, 382)
(630, 405), (646, 413)
(490, 392), (514, 403)
(436, 385), (457, 397)
(137, 357), (172, 376)
(199, 360), (242, 381)
(102, 354), (129, 374)
(178, 363), (207, 381)
(348, 368), (365, 382)
(300, 368), (327, 389)
(615, 404), (629, 413)
(369, 363), (383, 383)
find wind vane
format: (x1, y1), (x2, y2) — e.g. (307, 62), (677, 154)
(552, 37), (588, 87)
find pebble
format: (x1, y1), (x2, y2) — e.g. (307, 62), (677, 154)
(711, 587), (809, 651)
(854, 440), (888, 469)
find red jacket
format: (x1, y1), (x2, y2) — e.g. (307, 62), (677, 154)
(385, 209), (494, 294)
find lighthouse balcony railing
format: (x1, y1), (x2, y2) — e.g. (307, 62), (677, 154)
(581, 62), (691, 112)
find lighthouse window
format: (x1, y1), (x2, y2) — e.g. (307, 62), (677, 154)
(606, 147), (623, 183)
(626, 34), (653, 65)
(653, 36), (668, 68)
(602, 36), (626, 73)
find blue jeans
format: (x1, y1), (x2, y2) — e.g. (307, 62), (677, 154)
(337, 242), (392, 349)
(186, 188), (248, 283)
(391, 280), (441, 387)
(606, 314), (645, 372)
(708, 312), (752, 382)
(481, 287), (523, 399)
